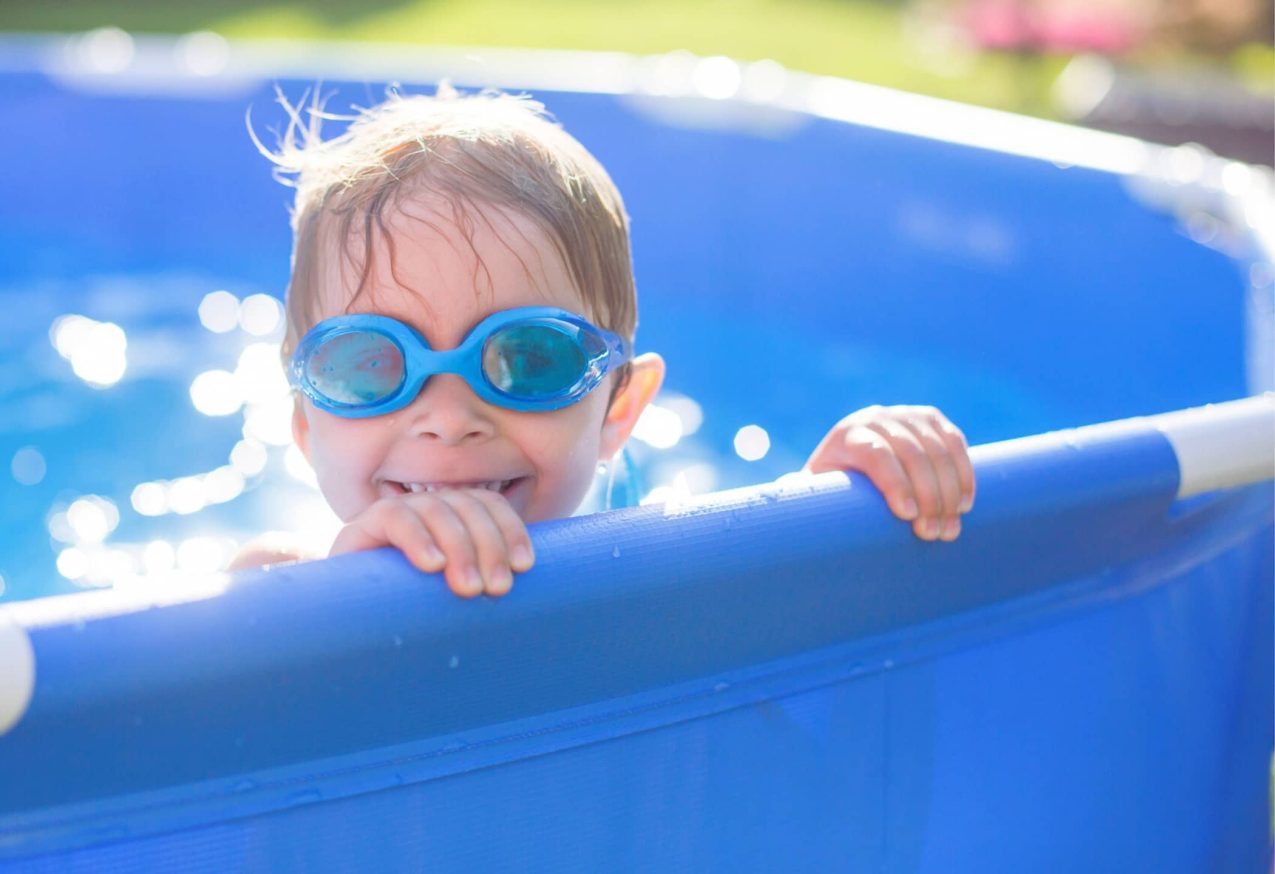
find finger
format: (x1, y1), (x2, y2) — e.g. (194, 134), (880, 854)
(834, 425), (919, 521)
(862, 419), (946, 540)
(330, 500), (446, 572)
(329, 506), (393, 555)
(802, 407), (869, 474)
(899, 416), (963, 541)
(406, 497), (484, 598)
(380, 501), (455, 573)
(930, 413), (976, 512)
(895, 406), (973, 523)
(464, 488), (535, 573)
(435, 490), (515, 597)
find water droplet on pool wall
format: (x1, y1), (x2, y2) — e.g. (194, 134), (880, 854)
(285, 788), (323, 806)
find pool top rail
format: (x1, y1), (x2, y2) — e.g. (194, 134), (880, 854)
(0, 394), (1270, 858)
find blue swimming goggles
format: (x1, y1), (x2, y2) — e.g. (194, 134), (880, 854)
(289, 306), (632, 417)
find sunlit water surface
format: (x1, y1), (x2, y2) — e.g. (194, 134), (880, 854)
(1, 70), (1258, 603)
(0, 262), (1045, 603)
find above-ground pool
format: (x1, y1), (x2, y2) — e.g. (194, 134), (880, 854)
(0, 33), (1272, 872)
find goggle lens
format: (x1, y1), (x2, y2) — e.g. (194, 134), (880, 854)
(482, 323), (588, 400)
(306, 330), (405, 406)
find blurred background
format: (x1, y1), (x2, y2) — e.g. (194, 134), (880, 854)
(1, 0), (1271, 163)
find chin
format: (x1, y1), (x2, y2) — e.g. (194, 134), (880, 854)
(322, 486), (374, 524)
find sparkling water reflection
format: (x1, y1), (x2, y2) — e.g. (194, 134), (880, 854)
(0, 261), (1058, 603)
(0, 270), (750, 600)
(0, 71), (1255, 607)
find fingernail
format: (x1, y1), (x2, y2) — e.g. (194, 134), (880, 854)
(960, 496), (973, 513)
(489, 567), (513, 595)
(942, 518), (961, 540)
(923, 518), (940, 540)
(510, 544), (534, 570)
(902, 498), (919, 519)
(464, 567), (483, 595)
(420, 545), (445, 568)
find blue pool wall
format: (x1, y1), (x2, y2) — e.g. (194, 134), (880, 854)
(0, 51), (1266, 443)
(1, 426), (1271, 871)
(0, 37), (1271, 872)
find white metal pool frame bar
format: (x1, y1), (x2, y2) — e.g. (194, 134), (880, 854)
(1147, 395), (1275, 497)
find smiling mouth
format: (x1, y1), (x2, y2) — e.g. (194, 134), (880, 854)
(384, 478), (525, 497)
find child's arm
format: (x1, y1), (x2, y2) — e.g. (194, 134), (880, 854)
(803, 405), (975, 541)
(228, 531), (325, 571)
(326, 489), (534, 599)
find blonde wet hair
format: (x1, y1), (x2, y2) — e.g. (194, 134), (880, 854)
(257, 86), (638, 377)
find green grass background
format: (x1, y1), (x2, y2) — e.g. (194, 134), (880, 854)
(1, 0), (1270, 120)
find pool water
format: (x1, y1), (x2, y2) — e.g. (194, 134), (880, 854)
(0, 70), (1262, 603)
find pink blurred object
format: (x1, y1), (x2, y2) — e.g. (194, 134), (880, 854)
(963, 0), (1145, 54)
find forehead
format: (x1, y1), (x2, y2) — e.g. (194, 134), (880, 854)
(313, 196), (588, 346)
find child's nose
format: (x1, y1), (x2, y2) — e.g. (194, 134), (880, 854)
(403, 374), (497, 445)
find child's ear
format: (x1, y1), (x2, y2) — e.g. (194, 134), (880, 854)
(599, 352), (665, 461)
(291, 396), (312, 462)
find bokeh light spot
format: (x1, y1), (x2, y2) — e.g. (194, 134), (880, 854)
(57, 547), (88, 581)
(734, 424), (771, 461)
(235, 342), (288, 404)
(239, 294), (283, 337)
(51, 315), (128, 388)
(168, 476), (208, 515)
(11, 447), (46, 486)
(243, 398), (294, 446)
(632, 403), (684, 449)
(142, 540), (176, 575)
(204, 465), (246, 504)
(67, 496), (119, 544)
(177, 30), (230, 77)
(190, 369), (243, 417)
(131, 482), (168, 517)
(198, 290), (240, 333)
(230, 439), (269, 477)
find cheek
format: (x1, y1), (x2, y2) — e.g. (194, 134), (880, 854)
(521, 404), (608, 520)
(304, 416), (387, 520)
(559, 429), (604, 493)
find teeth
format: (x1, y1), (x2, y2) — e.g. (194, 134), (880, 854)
(398, 479), (513, 493)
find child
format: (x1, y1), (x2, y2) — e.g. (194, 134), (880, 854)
(233, 88), (975, 596)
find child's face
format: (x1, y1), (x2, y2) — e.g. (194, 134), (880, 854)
(292, 197), (628, 524)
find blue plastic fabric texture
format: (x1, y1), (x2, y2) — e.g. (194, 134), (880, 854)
(1, 423), (1271, 872)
